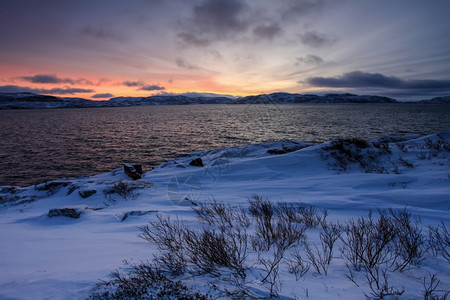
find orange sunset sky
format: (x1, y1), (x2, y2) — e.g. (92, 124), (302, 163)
(1, 0), (450, 101)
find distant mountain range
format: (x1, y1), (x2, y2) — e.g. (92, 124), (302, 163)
(0, 92), (449, 109)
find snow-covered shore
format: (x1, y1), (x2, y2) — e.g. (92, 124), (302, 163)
(0, 133), (449, 299)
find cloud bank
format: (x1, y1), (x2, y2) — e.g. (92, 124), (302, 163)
(307, 71), (450, 90)
(92, 93), (114, 99)
(0, 85), (94, 95)
(139, 84), (165, 91)
(20, 74), (93, 85)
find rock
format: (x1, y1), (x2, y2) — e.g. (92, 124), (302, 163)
(67, 184), (79, 195)
(267, 146), (299, 155)
(123, 163), (143, 180)
(48, 208), (82, 219)
(133, 164), (143, 174)
(121, 210), (157, 222)
(0, 195), (36, 207)
(78, 189), (97, 198)
(189, 158), (204, 167)
(35, 181), (70, 194)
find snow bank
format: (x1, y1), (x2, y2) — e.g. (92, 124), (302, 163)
(0, 133), (449, 299)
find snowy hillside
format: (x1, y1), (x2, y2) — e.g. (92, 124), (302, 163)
(4, 91), (450, 109)
(0, 134), (449, 299)
(0, 92), (416, 109)
(417, 96), (450, 104)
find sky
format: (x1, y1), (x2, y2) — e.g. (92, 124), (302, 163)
(0, 0), (449, 101)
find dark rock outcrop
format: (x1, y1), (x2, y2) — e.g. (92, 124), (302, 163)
(78, 189), (97, 198)
(48, 208), (82, 219)
(189, 158), (204, 167)
(123, 163), (143, 180)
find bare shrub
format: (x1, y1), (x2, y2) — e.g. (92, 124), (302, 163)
(249, 196), (306, 252)
(322, 138), (400, 174)
(287, 249), (311, 280)
(424, 138), (450, 151)
(305, 242), (329, 275)
(140, 213), (249, 279)
(277, 201), (326, 227)
(304, 223), (340, 276)
(423, 273), (450, 300)
(194, 199), (250, 228)
(299, 204), (327, 227)
(323, 138), (368, 171)
(94, 199), (448, 299)
(341, 209), (429, 298)
(139, 215), (187, 275)
(428, 221), (450, 261)
(103, 181), (139, 203)
(89, 260), (212, 299)
(364, 267), (404, 300)
(249, 195), (277, 250)
(372, 140), (392, 154)
(341, 211), (397, 271)
(258, 243), (284, 298)
(184, 226), (248, 277)
(320, 221), (342, 265)
(389, 208), (426, 271)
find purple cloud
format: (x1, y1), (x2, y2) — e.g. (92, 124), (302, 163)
(0, 85), (94, 95)
(21, 74), (73, 84)
(307, 71), (450, 90)
(20, 74), (93, 85)
(296, 54), (324, 65)
(253, 23), (283, 40)
(139, 84), (165, 91)
(178, 0), (250, 46)
(92, 93), (114, 99)
(122, 80), (145, 87)
(175, 57), (198, 69)
(300, 31), (336, 48)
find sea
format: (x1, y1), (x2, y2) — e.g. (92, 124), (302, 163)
(1, 103), (449, 187)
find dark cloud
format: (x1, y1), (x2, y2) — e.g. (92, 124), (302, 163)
(0, 85), (94, 95)
(253, 23), (283, 40)
(122, 80), (145, 87)
(122, 80), (165, 91)
(92, 93), (114, 99)
(306, 71), (450, 90)
(296, 54), (324, 65)
(21, 74), (73, 84)
(139, 84), (165, 91)
(0, 85), (36, 94)
(282, 0), (327, 21)
(300, 31), (336, 48)
(20, 74), (94, 85)
(48, 87), (94, 94)
(177, 32), (210, 47)
(80, 26), (125, 42)
(178, 0), (250, 46)
(175, 57), (198, 69)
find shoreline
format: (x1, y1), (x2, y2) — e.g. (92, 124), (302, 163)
(1, 133), (449, 299)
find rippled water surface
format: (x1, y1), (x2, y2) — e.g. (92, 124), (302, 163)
(1, 104), (449, 186)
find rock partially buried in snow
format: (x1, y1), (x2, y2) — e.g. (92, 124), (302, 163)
(48, 207), (83, 219)
(189, 157), (204, 167)
(120, 210), (157, 222)
(78, 189), (97, 198)
(123, 163), (143, 180)
(35, 181), (70, 194)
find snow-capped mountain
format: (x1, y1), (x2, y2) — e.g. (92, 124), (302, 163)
(2, 91), (448, 109)
(417, 96), (450, 104)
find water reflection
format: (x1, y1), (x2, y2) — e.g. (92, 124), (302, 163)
(0, 104), (449, 186)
